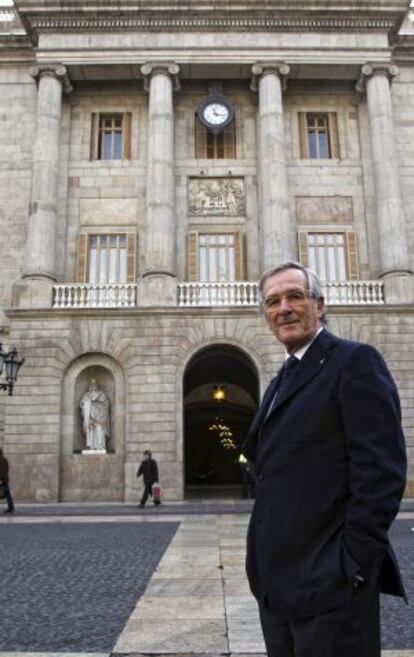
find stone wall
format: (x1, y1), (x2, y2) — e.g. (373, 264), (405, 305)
(59, 80), (383, 284)
(4, 307), (414, 501)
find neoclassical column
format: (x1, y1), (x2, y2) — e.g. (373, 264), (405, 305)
(357, 64), (414, 302)
(139, 62), (179, 305)
(13, 64), (72, 308)
(251, 63), (295, 272)
(26, 65), (72, 279)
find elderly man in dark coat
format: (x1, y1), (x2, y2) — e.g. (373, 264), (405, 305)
(136, 449), (159, 507)
(243, 261), (406, 657)
(0, 448), (15, 514)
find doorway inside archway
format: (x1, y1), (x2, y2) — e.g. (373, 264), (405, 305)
(184, 345), (259, 498)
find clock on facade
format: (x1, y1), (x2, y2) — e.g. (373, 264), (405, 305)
(197, 96), (234, 133)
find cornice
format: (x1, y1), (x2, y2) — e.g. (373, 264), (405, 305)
(13, 2), (409, 45)
(17, 14), (404, 33)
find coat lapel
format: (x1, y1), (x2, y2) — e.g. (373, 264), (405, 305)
(243, 331), (339, 460)
(265, 330), (339, 421)
(242, 367), (284, 460)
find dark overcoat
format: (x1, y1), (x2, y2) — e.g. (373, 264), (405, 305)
(0, 454), (9, 485)
(243, 329), (407, 620)
(137, 458), (159, 486)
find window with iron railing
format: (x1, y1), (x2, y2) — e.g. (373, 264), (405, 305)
(298, 230), (359, 281)
(187, 231), (244, 281)
(76, 233), (136, 284)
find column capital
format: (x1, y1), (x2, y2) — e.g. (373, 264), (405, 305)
(355, 63), (399, 94)
(250, 62), (290, 92)
(140, 62), (180, 92)
(29, 64), (73, 94)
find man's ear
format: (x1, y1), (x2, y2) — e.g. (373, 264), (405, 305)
(317, 297), (325, 318)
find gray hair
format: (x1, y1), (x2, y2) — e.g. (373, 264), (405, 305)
(258, 260), (327, 322)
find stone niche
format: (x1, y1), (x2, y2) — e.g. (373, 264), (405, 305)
(60, 355), (126, 502)
(188, 177), (245, 216)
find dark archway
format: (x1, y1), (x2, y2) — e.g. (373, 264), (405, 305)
(184, 345), (259, 498)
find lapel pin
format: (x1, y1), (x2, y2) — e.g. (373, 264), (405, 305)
(320, 358), (326, 365)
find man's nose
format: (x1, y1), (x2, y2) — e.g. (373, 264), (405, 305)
(278, 297), (293, 312)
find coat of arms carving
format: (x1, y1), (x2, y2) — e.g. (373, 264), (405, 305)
(189, 178), (245, 216)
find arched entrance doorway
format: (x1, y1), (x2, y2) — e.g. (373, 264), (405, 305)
(184, 345), (259, 498)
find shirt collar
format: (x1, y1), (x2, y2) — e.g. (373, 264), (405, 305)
(285, 326), (324, 362)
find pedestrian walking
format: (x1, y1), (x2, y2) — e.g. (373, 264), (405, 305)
(136, 449), (159, 508)
(0, 447), (15, 514)
(243, 260), (406, 657)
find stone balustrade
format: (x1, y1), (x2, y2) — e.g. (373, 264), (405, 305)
(53, 280), (384, 309)
(178, 281), (259, 307)
(53, 283), (137, 308)
(322, 281), (384, 305)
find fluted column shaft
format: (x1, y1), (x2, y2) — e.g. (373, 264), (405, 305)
(25, 65), (69, 279)
(362, 65), (411, 277)
(141, 63), (179, 277)
(252, 63), (294, 272)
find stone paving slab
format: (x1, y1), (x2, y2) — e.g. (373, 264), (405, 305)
(133, 595), (225, 619)
(115, 619), (229, 653)
(145, 578), (223, 596)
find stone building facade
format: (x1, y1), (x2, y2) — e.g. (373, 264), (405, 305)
(0, 1), (414, 501)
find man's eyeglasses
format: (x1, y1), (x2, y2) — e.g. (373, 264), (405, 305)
(262, 289), (315, 310)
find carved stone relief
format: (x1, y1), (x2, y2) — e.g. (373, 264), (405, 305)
(189, 177), (245, 216)
(295, 196), (353, 224)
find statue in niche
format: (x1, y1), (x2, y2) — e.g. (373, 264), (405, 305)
(80, 378), (110, 452)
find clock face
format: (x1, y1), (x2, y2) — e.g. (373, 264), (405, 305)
(203, 102), (230, 126)
(197, 96), (234, 132)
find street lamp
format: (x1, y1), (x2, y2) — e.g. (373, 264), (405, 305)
(0, 343), (24, 396)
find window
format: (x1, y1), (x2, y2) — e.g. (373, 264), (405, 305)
(90, 113), (132, 160)
(298, 112), (340, 159)
(187, 231), (244, 281)
(195, 116), (236, 159)
(298, 230), (359, 281)
(76, 233), (136, 284)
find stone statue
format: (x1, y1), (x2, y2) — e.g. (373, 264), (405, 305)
(80, 379), (110, 452)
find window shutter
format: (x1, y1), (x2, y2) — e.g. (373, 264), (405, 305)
(187, 231), (198, 280)
(195, 115), (206, 158)
(123, 112), (132, 160)
(297, 230), (309, 267)
(224, 121), (236, 158)
(126, 232), (136, 282)
(345, 231), (359, 279)
(234, 231), (245, 279)
(328, 112), (340, 159)
(90, 113), (99, 161)
(76, 234), (89, 282)
(298, 112), (308, 159)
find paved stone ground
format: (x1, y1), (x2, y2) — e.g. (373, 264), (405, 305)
(0, 503), (412, 655)
(0, 522), (179, 652)
(381, 519), (414, 649)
